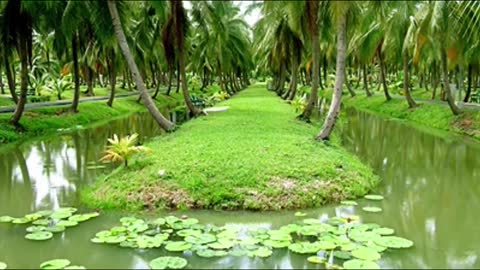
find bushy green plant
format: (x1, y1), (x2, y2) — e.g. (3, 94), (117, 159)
(100, 133), (152, 167)
(29, 73), (52, 96)
(206, 91), (230, 106)
(50, 77), (73, 100)
(291, 94), (307, 112)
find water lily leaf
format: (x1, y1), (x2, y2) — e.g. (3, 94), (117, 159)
(40, 259), (70, 269)
(295, 212), (307, 217)
(262, 239), (291, 248)
(149, 256), (187, 269)
(57, 207), (77, 213)
(120, 217), (139, 226)
(181, 218), (199, 228)
(238, 237), (261, 246)
(288, 242), (321, 254)
(110, 226), (127, 234)
(374, 236), (413, 249)
(105, 236), (127, 244)
(50, 211), (72, 220)
(268, 230), (292, 241)
(196, 249), (228, 258)
(326, 217), (347, 226)
(279, 224), (301, 234)
(35, 210), (53, 217)
(25, 231), (53, 241)
(343, 259), (380, 269)
(119, 241), (138, 248)
(26, 226), (46, 233)
(165, 216), (181, 226)
(64, 266), (86, 270)
(364, 195), (384, 201)
(185, 233), (216, 245)
(25, 213), (42, 221)
(177, 229), (202, 238)
(317, 240), (337, 250)
(128, 223), (149, 233)
(136, 235), (163, 249)
(150, 218), (166, 226)
(334, 251), (352, 260)
(33, 219), (50, 226)
(351, 247), (381, 261)
(363, 223), (381, 230)
(247, 247), (272, 258)
(165, 241), (192, 252)
(57, 220), (78, 227)
(0, 262), (6, 269)
(298, 225), (326, 236)
(12, 218), (30, 224)
(349, 231), (380, 243)
(362, 207), (382, 213)
(365, 242), (387, 252)
(207, 238), (235, 250)
(95, 230), (112, 238)
(90, 238), (104, 244)
(340, 243), (357, 251)
(303, 218), (322, 225)
(68, 213), (98, 222)
(0, 216), (14, 223)
(307, 256), (325, 264)
(340, 200), (358, 206)
(229, 249), (248, 257)
(372, 227), (394, 236)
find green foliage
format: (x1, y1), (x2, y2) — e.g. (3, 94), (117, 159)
(81, 85), (378, 211)
(100, 133), (152, 167)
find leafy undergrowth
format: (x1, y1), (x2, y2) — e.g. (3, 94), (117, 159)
(82, 84), (378, 211)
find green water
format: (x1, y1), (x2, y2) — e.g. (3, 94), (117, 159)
(1, 109), (480, 269)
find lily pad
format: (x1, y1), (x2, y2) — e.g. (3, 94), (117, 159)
(40, 259), (71, 269)
(288, 242), (321, 254)
(150, 218), (166, 226)
(364, 195), (384, 201)
(35, 210), (53, 217)
(230, 249), (248, 257)
(0, 216), (14, 223)
(25, 213), (42, 221)
(303, 218), (322, 225)
(372, 227), (394, 236)
(12, 218), (30, 224)
(362, 207), (382, 213)
(294, 212), (307, 217)
(50, 211), (72, 220)
(33, 219), (50, 226)
(262, 239), (291, 248)
(317, 240), (337, 250)
(68, 213), (99, 222)
(25, 231), (53, 241)
(149, 256), (187, 269)
(0, 262), (6, 269)
(307, 256), (325, 264)
(340, 200), (358, 206)
(26, 226), (46, 233)
(334, 251), (352, 260)
(343, 259), (380, 269)
(207, 238), (235, 250)
(184, 233), (216, 245)
(165, 241), (192, 252)
(196, 249), (228, 258)
(247, 247), (272, 258)
(351, 247), (381, 261)
(56, 220), (78, 227)
(46, 225), (66, 233)
(374, 236), (413, 249)
(64, 266), (86, 270)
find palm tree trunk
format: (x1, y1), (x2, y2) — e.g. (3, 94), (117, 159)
(363, 64), (372, 97)
(106, 51), (116, 107)
(403, 51), (416, 108)
(4, 55), (18, 104)
(300, 34), (319, 120)
(286, 54), (299, 100)
(179, 51), (201, 116)
(85, 67), (94, 96)
(378, 49), (391, 101)
(345, 68), (355, 97)
(276, 62), (286, 96)
(317, 10), (347, 141)
(0, 62), (4, 94)
(107, 0), (174, 131)
(10, 35), (29, 126)
(440, 44), (461, 115)
(464, 64), (473, 102)
(175, 64), (180, 94)
(165, 68), (173, 96)
(432, 61), (438, 100)
(71, 32), (80, 113)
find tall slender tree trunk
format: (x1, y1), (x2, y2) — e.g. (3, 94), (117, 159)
(276, 62), (286, 96)
(85, 67), (94, 96)
(106, 51), (116, 107)
(378, 49), (391, 101)
(345, 68), (355, 97)
(179, 52), (201, 116)
(285, 55), (299, 100)
(165, 68), (173, 96)
(440, 44), (461, 115)
(0, 62), (4, 94)
(71, 32), (80, 113)
(363, 64), (372, 97)
(317, 10), (347, 140)
(432, 61), (438, 100)
(10, 35), (29, 126)
(403, 51), (416, 108)
(175, 64), (180, 94)
(301, 40), (319, 118)
(464, 64), (473, 102)
(4, 55), (18, 103)
(107, 0), (174, 131)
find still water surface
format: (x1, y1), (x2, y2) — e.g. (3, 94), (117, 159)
(0, 109), (479, 269)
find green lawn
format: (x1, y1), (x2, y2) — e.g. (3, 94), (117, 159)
(81, 84), (379, 211)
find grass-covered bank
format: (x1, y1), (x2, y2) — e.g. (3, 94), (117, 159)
(81, 84), (379, 211)
(316, 89), (480, 141)
(0, 93), (184, 144)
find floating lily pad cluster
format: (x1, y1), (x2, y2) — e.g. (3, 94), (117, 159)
(341, 194), (384, 213)
(0, 208), (99, 241)
(40, 259), (85, 269)
(92, 212), (412, 270)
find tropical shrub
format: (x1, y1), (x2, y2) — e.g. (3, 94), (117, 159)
(100, 133), (152, 167)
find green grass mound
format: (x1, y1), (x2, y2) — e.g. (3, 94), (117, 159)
(82, 85), (378, 211)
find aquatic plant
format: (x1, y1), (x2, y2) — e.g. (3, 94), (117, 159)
(39, 259), (85, 269)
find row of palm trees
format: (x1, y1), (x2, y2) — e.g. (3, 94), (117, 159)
(254, 1), (480, 140)
(0, 0), (253, 130)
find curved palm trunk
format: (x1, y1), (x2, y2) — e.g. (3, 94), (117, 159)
(440, 46), (461, 115)
(175, 64), (180, 94)
(71, 32), (80, 113)
(107, 0), (174, 131)
(0, 63), (4, 94)
(403, 51), (416, 108)
(300, 35), (319, 120)
(10, 35), (29, 126)
(4, 55), (18, 104)
(363, 64), (372, 97)
(464, 64), (473, 102)
(285, 54), (299, 100)
(106, 51), (116, 107)
(276, 62), (286, 96)
(165, 68), (173, 96)
(378, 49), (391, 101)
(345, 69), (355, 97)
(179, 52), (201, 116)
(317, 10), (347, 141)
